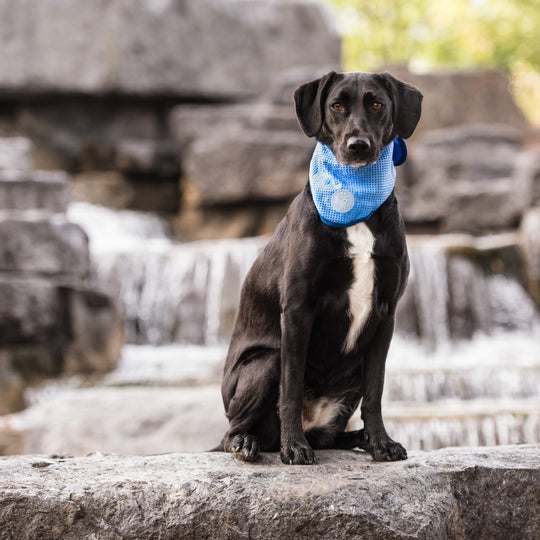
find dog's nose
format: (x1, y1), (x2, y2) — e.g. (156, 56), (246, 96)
(347, 136), (371, 153)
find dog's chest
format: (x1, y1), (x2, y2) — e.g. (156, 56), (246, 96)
(342, 222), (375, 353)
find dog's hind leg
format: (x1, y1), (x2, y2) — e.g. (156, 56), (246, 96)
(333, 429), (370, 451)
(221, 350), (280, 461)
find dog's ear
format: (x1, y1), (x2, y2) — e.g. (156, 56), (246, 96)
(294, 71), (338, 138)
(375, 73), (423, 139)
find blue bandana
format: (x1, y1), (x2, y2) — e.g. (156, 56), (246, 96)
(309, 138), (406, 228)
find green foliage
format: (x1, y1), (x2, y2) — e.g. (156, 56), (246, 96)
(321, 0), (540, 122)
(322, 0), (540, 71)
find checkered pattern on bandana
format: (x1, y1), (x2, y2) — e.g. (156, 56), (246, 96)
(309, 141), (397, 228)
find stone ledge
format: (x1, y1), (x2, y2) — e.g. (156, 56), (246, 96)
(0, 445), (538, 539)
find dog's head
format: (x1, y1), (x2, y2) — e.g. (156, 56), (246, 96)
(294, 71), (423, 166)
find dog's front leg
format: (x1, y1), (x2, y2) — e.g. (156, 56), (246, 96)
(361, 316), (407, 461)
(279, 302), (315, 465)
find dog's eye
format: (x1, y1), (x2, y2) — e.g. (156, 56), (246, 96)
(331, 103), (343, 112)
(372, 102), (383, 111)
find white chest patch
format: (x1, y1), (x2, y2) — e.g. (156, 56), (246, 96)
(342, 222), (375, 354)
(302, 397), (345, 432)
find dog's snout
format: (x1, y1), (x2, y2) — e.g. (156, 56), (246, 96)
(347, 136), (371, 153)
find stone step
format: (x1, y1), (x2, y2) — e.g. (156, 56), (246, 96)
(351, 399), (540, 451)
(0, 446), (537, 540)
(0, 137), (33, 171)
(384, 360), (540, 402)
(0, 170), (69, 212)
(98, 342), (540, 402)
(3, 386), (538, 457)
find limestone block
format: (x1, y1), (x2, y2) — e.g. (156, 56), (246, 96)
(60, 287), (124, 375)
(399, 124), (531, 232)
(389, 67), (528, 133)
(0, 446), (538, 539)
(0, 170), (69, 212)
(0, 216), (90, 277)
(0, 0), (340, 99)
(0, 277), (63, 346)
(183, 130), (314, 206)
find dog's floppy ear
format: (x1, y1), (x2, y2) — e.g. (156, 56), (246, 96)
(376, 73), (423, 139)
(294, 71), (338, 138)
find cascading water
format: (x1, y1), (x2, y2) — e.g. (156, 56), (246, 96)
(67, 202), (540, 451)
(69, 202), (264, 346)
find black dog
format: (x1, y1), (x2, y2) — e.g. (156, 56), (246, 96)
(218, 71), (422, 464)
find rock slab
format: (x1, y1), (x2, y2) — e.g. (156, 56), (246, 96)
(0, 445), (538, 539)
(0, 0), (339, 99)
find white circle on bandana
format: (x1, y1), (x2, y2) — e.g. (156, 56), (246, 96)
(331, 189), (354, 213)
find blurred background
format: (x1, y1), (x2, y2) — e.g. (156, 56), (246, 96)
(0, 0), (538, 457)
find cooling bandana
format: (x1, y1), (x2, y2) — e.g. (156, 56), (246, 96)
(309, 137), (407, 228)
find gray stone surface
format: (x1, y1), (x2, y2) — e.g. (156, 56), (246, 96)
(0, 278), (122, 377)
(2, 386), (226, 456)
(60, 287), (124, 375)
(0, 216), (90, 277)
(114, 139), (179, 177)
(170, 103), (301, 148)
(0, 170), (69, 212)
(171, 101), (313, 237)
(0, 0), (339, 99)
(18, 101), (163, 172)
(399, 124), (532, 232)
(0, 277), (63, 346)
(388, 67), (528, 133)
(0, 445), (538, 539)
(184, 130), (314, 206)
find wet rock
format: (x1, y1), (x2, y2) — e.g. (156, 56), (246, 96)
(397, 234), (536, 345)
(0, 446), (538, 539)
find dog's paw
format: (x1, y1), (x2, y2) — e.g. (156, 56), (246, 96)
(368, 436), (407, 462)
(230, 434), (259, 462)
(280, 439), (315, 465)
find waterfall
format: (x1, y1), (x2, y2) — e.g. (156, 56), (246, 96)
(400, 235), (537, 348)
(69, 202), (264, 345)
